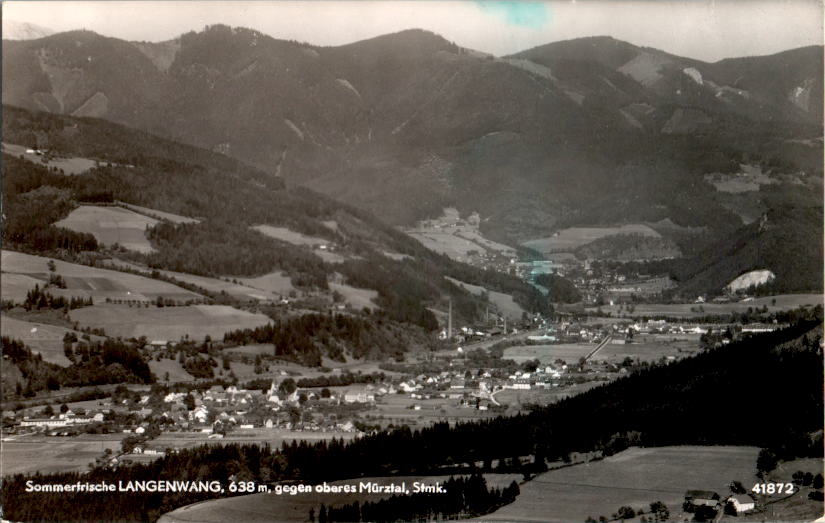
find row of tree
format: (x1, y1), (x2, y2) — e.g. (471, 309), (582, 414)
(319, 474), (520, 522)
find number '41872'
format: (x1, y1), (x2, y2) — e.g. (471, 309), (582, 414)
(752, 483), (794, 495)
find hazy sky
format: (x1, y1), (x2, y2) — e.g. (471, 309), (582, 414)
(4, 1), (823, 62)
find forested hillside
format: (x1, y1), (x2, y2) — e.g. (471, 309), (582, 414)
(2, 106), (551, 331)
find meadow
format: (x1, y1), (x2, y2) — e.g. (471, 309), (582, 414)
(251, 225), (328, 246)
(2, 142), (97, 175)
(55, 205), (159, 253)
(329, 282), (379, 311)
(1, 433), (126, 476)
(106, 258), (292, 301)
(521, 224), (660, 254)
(2, 250), (201, 304)
(68, 304), (270, 341)
(482, 446), (760, 522)
(0, 315), (78, 366)
(446, 277), (525, 319)
(589, 294), (823, 318)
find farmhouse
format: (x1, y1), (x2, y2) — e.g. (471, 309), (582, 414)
(685, 490), (720, 507)
(727, 494), (756, 513)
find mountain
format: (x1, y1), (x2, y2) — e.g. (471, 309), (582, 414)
(2, 20), (54, 41)
(2, 27), (822, 294)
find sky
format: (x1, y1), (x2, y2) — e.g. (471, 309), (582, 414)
(3, 1), (823, 62)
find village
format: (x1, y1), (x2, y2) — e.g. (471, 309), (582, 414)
(3, 306), (786, 473)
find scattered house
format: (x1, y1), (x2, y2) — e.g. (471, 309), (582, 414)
(685, 490), (720, 507)
(727, 494), (756, 514)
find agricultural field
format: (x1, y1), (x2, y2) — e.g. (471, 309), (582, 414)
(591, 335), (700, 362)
(54, 205), (159, 253)
(105, 258), (292, 301)
(234, 271), (294, 297)
(370, 394), (501, 426)
(0, 433), (126, 476)
(445, 277), (525, 319)
(2, 142), (97, 175)
(1, 250), (201, 304)
(589, 294), (823, 318)
(251, 225), (328, 246)
(160, 473), (522, 523)
(503, 343), (596, 365)
(0, 315), (82, 366)
(482, 446), (760, 522)
(503, 336), (699, 366)
(68, 304), (270, 341)
(521, 224), (660, 254)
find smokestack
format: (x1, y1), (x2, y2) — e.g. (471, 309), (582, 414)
(448, 298), (452, 340)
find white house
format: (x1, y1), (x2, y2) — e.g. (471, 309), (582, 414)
(727, 494), (755, 513)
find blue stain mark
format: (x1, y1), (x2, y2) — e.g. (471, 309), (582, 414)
(476, 1), (550, 29)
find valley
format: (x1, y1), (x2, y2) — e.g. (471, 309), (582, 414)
(0, 12), (822, 523)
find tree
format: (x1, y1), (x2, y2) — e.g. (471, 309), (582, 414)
(184, 393), (196, 411)
(42, 404), (54, 416)
(279, 378), (297, 395)
(617, 506), (635, 520)
(813, 473), (823, 490)
(321, 388), (331, 398)
(649, 501), (669, 522)
(693, 505), (717, 522)
(318, 504), (327, 523)
(730, 481), (746, 494)
(756, 449), (778, 475)
(60, 403), (69, 413)
(47, 260), (56, 273)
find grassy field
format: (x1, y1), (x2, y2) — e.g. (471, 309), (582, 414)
(251, 225), (328, 246)
(68, 304), (270, 341)
(2, 142), (97, 175)
(445, 277), (525, 320)
(371, 394), (501, 426)
(0, 315), (80, 366)
(329, 282), (378, 311)
(1, 433), (126, 476)
(504, 343), (595, 364)
(2, 250), (201, 304)
(589, 294), (823, 318)
(106, 258), (292, 301)
(234, 271), (294, 297)
(160, 473), (522, 523)
(482, 446), (760, 522)
(504, 336), (699, 366)
(55, 205), (159, 253)
(406, 231), (487, 260)
(149, 358), (195, 382)
(522, 224), (660, 254)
